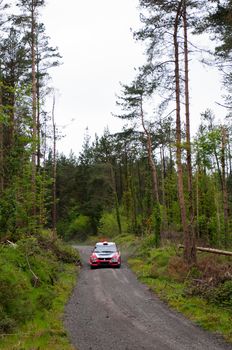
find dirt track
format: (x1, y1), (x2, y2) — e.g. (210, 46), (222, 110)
(64, 245), (232, 350)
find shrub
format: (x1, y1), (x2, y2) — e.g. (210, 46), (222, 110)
(53, 239), (81, 264)
(66, 214), (92, 241)
(211, 280), (232, 307)
(98, 211), (128, 238)
(185, 256), (232, 307)
(168, 256), (193, 282)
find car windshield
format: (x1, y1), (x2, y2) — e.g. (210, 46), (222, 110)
(94, 245), (117, 253)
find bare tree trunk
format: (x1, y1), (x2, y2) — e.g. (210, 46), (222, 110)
(174, 1), (192, 264)
(160, 146), (167, 230)
(39, 119), (47, 226)
(31, 1), (37, 225)
(214, 182), (221, 243)
(228, 141), (232, 176)
(195, 166), (199, 239)
(8, 81), (15, 150)
(0, 71), (4, 193)
(36, 36), (41, 168)
(140, 97), (159, 203)
(110, 163), (122, 235)
(137, 161), (144, 234)
(52, 94), (57, 240)
(183, 1), (196, 263)
(221, 126), (229, 246)
(140, 96), (160, 244)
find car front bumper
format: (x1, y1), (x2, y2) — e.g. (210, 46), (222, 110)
(89, 258), (121, 268)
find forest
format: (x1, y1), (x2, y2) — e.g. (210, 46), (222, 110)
(0, 0), (231, 260)
(55, 0), (232, 263)
(0, 0), (232, 346)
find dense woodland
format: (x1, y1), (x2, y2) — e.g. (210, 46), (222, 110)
(0, 0), (232, 266)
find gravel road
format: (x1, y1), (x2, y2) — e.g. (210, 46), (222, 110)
(64, 245), (232, 350)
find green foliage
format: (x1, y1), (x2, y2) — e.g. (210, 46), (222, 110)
(0, 245), (36, 332)
(125, 236), (232, 342)
(1, 263), (77, 350)
(211, 281), (232, 307)
(52, 239), (81, 263)
(151, 204), (161, 246)
(188, 280), (232, 309)
(0, 232), (80, 336)
(98, 210), (127, 237)
(65, 214), (92, 241)
(98, 211), (119, 237)
(114, 233), (139, 246)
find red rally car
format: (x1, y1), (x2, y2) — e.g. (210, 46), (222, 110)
(89, 241), (121, 268)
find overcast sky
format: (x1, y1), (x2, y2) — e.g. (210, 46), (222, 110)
(41, 0), (225, 156)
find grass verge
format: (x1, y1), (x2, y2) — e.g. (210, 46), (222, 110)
(125, 236), (232, 343)
(0, 232), (80, 350)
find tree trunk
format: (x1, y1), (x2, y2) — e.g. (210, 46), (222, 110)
(221, 126), (229, 246)
(110, 163), (122, 235)
(160, 145), (167, 230)
(0, 68), (3, 193)
(39, 119), (47, 227)
(140, 96), (160, 244)
(174, 1), (191, 264)
(36, 35), (41, 168)
(183, 1), (196, 263)
(52, 94), (57, 240)
(195, 167), (199, 239)
(31, 1), (37, 225)
(140, 97), (159, 204)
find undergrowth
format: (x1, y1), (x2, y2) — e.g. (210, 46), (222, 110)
(126, 235), (232, 343)
(0, 231), (80, 349)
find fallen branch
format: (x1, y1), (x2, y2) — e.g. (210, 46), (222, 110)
(26, 254), (40, 287)
(6, 240), (17, 248)
(178, 245), (232, 256)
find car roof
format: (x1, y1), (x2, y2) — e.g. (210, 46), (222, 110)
(95, 241), (116, 246)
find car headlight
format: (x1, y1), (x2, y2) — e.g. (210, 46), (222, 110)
(111, 255), (119, 262)
(90, 256), (97, 262)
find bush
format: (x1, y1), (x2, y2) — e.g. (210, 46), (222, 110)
(138, 234), (158, 257)
(98, 211), (119, 237)
(53, 239), (81, 264)
(98, 211), (128, 238)
(211, 280), (232, 307)
(185, 256), (232, 308)
(66, 214), (92, 241)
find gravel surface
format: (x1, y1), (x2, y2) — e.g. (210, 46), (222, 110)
(64, 245), (232, 350)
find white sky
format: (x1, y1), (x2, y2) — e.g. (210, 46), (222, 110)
(41, 0), (226, 156)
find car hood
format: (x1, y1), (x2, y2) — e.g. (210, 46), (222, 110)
(94, 252), (116, 258)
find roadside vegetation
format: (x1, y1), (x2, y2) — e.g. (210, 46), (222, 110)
(114, 234), (232, 343)
(0, 231), (80, 350)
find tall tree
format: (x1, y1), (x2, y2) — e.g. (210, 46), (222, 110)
(135, 0), (200, 262)
(14, 0), (45, 227)
(115, 78), (162, 244)
(182, 0), (196, 262)
(51, 94), (57, 239)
